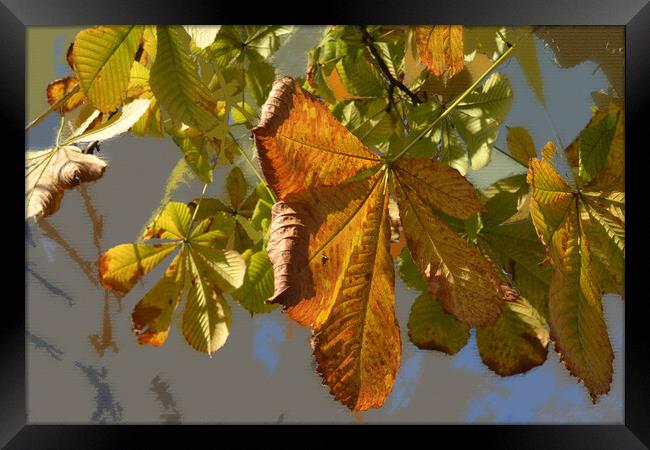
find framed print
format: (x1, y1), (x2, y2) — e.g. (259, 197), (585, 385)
(3, 0), (649, 447)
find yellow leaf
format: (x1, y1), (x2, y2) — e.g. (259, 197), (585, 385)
(99, 242), (178, 296)
(393, 158), (484, 220)
(527, 142), (574, 246)
(183, 251), (232, 355)
(72, 26), (144, 112)
(266, 174), (384, 327)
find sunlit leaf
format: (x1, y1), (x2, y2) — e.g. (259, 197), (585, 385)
(414, 25), (464, 79)
(232, 249), (278, 314)
(151, 26), (219, 131)
(72, 25), (144, 112)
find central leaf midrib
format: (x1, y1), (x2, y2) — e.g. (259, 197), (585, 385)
(277, 133), (381, 162)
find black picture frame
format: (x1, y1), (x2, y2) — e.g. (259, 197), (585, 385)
(4, 0), (649, 447)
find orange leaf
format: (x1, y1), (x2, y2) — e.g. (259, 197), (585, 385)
(266, 174), (385, 327)
(414, 25), (464, 79)
(394, 164), (504, 326)
(312, 179), (400, 411)
(252, 77), (380, 200)
(47, 76), (86, 113)
(393, 157), (484, 219)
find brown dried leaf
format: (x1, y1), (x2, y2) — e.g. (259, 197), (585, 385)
(26, 146), (107, 219)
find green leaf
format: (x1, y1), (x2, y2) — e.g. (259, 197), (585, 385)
(208, 26), (292, 68)
(232, 250), (278, 314)
(464, 213), (483, 243)
(251, 198), (273, 233)
(171, 133), (215, 184)
(407, 293), (470, 354)
(184, 251), (232, 355)
(335, 50), (385, 98)
(151, 26), (219, 131)
(456, 72), (513, 123)
(72, 25), (144, 112)
(480, 221), (551, 317)
(396, 246), (428, 292)
(437, 118), (468, 174)
(480, 174), (529, 228)
(191, 245), (246, 292)
(477, 297), (549, 376)
(578, 111), (619, 183)
(245, 59), (277, 107)
(227, 166), (249, 211)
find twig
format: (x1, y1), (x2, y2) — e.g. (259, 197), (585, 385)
(492, 144), (529, 168)
(389, 29), (529, 163)
(25, 84), (80, 131)
(359, 26), (422, 106)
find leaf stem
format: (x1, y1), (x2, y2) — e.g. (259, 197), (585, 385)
(389, 30), (528, 163)
(25, 84), (80, 131)
(359, 26), (422, 106)
(229, 130), (278, 203)
(54, 114), (66, 147)
(492, 144), (528, 168)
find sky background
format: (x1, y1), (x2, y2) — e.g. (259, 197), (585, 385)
(25, 25), (624, 424)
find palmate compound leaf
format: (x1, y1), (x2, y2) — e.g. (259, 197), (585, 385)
(414, 25), (464, 79)
(528, 142), (616, 401)
(187, 167), (262, 253)
(415, 72), (513, 174)
(548, 101), (625, 297)
(25, 98), (151, 220)
(253, 77), (508, 410)
(99, 201), (245, 355)
(72, 25), (144, 113)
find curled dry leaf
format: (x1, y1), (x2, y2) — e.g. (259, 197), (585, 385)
(26, 146), (107, 219)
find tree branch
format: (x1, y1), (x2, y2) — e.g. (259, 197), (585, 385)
(359, 26), (422, 106)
